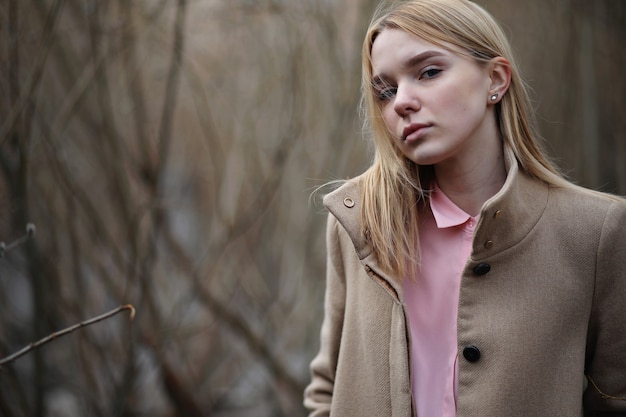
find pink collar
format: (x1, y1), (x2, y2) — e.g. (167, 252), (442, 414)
(429, 183), (476, 229)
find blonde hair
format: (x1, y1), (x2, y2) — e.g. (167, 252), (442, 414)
(359, 0), (570, 277)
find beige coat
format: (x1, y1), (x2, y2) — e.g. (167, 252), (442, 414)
(304, 158), (626, 417)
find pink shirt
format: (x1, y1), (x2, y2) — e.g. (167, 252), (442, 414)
(403, 184), (477, 417)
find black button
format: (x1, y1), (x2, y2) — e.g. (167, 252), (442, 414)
(473, 263), (491, 275)
(463, 345), (481, 362)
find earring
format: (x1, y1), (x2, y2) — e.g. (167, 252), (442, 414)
(490, 93), (499, 101)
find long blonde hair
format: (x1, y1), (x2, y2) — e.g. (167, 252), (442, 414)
(359, 0), (570, 277)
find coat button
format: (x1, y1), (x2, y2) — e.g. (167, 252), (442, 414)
(473, 263), (491, 275)
(343, 198), (355, 208)
(484, 240), (494, 249)
(463, 345), (481, 362)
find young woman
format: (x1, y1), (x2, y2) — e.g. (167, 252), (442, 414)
(304, 0), (626, 416)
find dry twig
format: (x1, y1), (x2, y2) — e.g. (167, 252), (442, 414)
(0, 304), (136, 366)
(0, 223), (36, 258)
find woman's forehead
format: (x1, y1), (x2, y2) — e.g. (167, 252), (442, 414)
(370, 28), (465, 75)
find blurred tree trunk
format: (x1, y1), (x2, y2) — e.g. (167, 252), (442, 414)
(479, 0), (626, 193)
(576, 0), (600, 187)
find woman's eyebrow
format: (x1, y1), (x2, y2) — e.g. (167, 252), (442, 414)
(403, 50), (446, 69)
(372, 50), (446, 85)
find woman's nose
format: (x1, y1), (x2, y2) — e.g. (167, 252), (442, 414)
(393, 84), (420, 116)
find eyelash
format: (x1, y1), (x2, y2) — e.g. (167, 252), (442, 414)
(421, 68), (442, 79)
(374, 67), (443, 102)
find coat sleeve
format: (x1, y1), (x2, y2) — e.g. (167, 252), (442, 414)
(584, 199), (626, 415)
(303, 214), (348, 416)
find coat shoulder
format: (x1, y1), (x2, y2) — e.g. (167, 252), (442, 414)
(549, 184), (626, 220)
(322, 176), (370, 259)
(545, 185), (626, 247)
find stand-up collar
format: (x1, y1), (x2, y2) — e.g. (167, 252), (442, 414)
(323, 145), (550, 275)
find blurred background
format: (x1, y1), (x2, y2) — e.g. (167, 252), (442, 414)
(0, 0), (624, 416)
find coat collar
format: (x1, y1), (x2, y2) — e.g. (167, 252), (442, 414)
(323, 146), (550, 282)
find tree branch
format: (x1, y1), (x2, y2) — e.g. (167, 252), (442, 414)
(0, 304), (136, 366)
(155, 0), (188, 194)
(0, 0), (65, 147)
(0, 223), (36, 258)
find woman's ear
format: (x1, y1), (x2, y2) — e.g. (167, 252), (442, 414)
(487, 57), (511, 103)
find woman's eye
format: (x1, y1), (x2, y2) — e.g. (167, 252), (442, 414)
(376, 87), (397, 102)
(421, 68), (442, 79)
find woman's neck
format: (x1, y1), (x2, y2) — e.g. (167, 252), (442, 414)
(434, 141), (507, 217)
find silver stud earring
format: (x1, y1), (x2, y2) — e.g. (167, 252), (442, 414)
(490, 93), (499, 101)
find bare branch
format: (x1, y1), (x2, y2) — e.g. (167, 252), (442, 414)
(0, 223), (36, 258)
(0, 304), (136, 366)
(155, 0), (188, 192)
(0, 0), (65, 147)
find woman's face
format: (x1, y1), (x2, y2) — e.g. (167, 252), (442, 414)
(370, 28), (497, 169)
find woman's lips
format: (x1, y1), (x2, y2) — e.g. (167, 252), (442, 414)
(402, 123), (430, 142)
